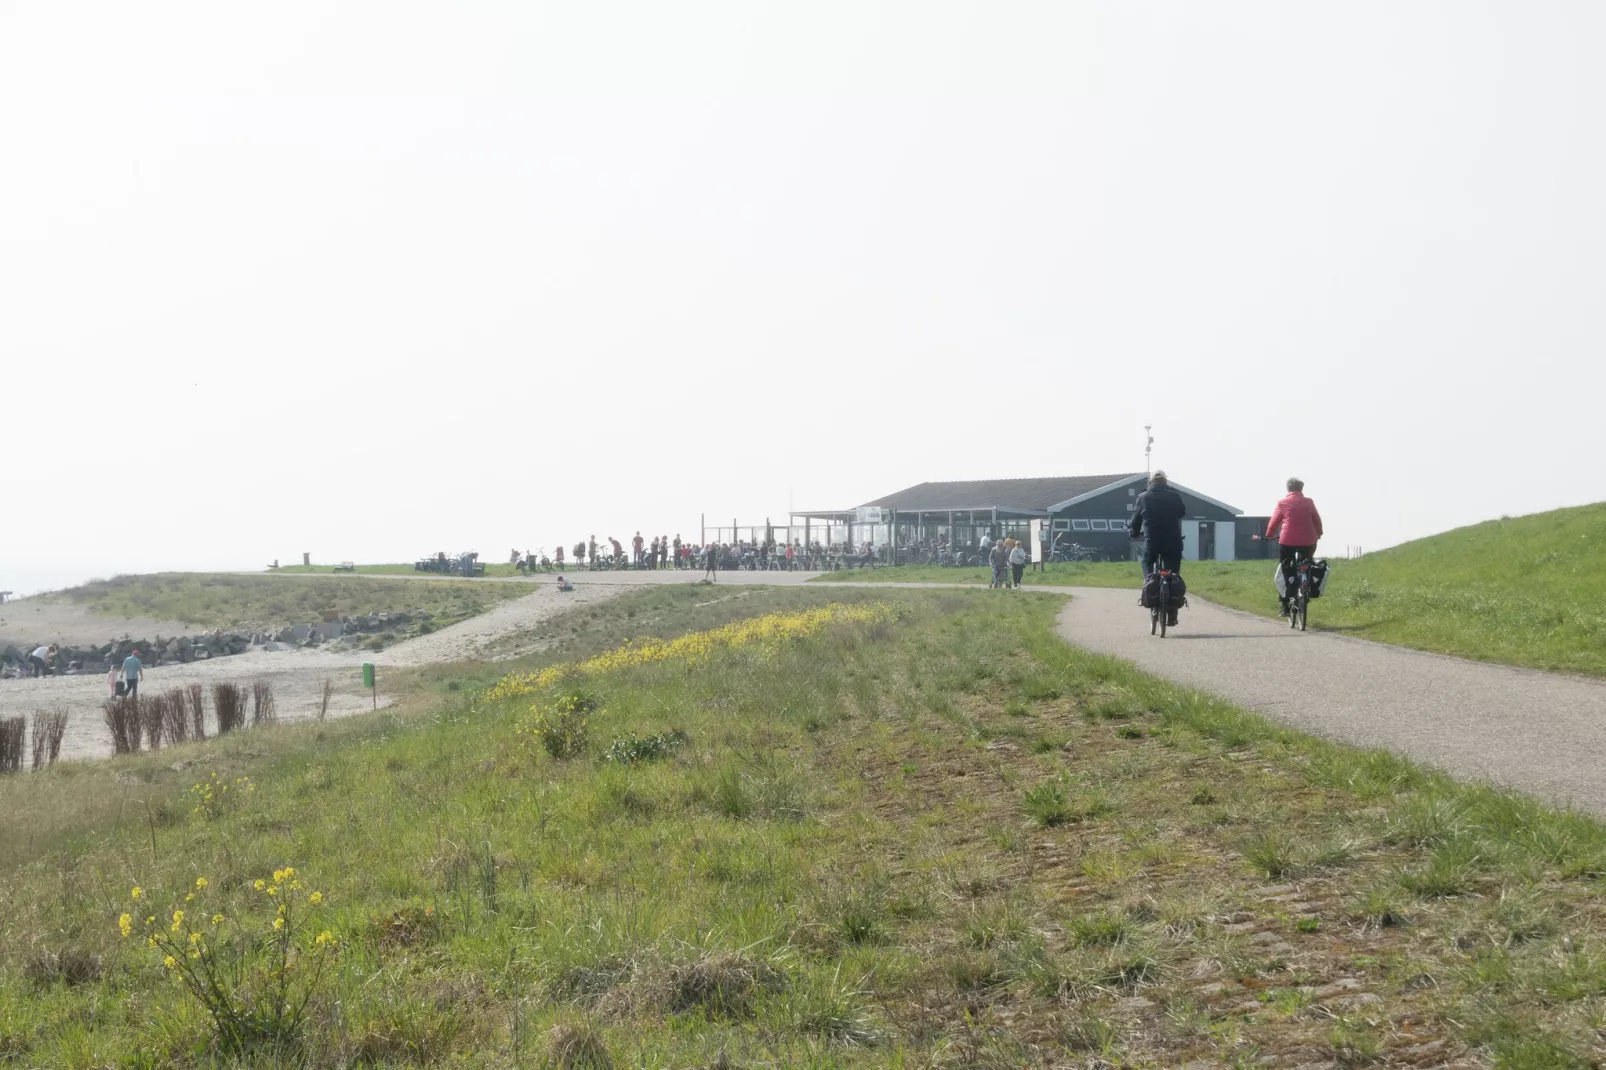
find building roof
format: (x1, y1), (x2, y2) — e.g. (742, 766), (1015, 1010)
(863, 474), (1147, 514)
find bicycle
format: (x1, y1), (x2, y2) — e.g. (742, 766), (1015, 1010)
(1146, 566), (1178, 637)
(1284, 552), (1320, 631)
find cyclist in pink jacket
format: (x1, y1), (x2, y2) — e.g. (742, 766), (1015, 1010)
(1266, 478), (1323, 616)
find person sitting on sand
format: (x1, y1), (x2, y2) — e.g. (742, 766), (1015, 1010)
(556, 575), (574, 592)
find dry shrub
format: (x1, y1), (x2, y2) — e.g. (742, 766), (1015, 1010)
(139, 697), (165, 751)
(319, 678), (334, 722)
(213, 683), (245, 735)
(162, 689), (191, 743)
(103, 698), (141, 754)
(188, 683), (207, 739)
(601, 952), (782, 1021)
(546, 1024), (614, 1070)
(251, 680), (277, 726)
(0, 717), (25, 774)
(24, 947), (103, 987)
(30, 707), (68, 769)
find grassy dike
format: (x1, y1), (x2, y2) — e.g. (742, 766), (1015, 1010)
(55, 574), (527, 633)
(4, 587), (1606, 1065)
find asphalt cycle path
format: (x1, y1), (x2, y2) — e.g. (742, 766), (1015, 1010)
(1055, 586), (1606, 816)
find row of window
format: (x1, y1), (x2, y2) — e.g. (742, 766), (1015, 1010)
(1053, 518), (1131, 532)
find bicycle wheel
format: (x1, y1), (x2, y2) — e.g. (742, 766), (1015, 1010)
(1150, 605), (1159, 635)
(1298, 585), (1309, 631)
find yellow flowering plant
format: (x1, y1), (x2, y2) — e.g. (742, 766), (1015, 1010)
(484, 602), (898, 703)
(518, 691), (596, 759)
(116, 868), (335, 1056)
(188, 770), (255, 821)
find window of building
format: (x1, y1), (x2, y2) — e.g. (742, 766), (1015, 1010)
(1110, 519), (1128, 527)
(1090, 519), (1108, 531)
(1052, 519), (1070, 531)
(1071, 519), (1090, 531)
(1128, 488), (1136, 496)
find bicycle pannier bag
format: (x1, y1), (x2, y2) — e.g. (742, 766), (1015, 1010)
(1169, 572), (1188, 607)
(1141, 572), (1165, 608)
(1273, 561), (1289, 598)
(1306, 560), (1330, 598)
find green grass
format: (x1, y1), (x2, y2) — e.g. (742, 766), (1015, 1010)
(53, 573), (526, 632)
(816, 502), (1606, 676)
(7, 586), (1606, 1064)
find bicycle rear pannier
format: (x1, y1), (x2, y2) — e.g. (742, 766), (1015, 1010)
(1141, 572), (1165, 608)
(1168, 572), (1188, 607)
(1141, 571), (1188, 608)
(1306, 560), (1330, 598)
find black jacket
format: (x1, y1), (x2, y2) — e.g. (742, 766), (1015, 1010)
(1127, 483), (1186, 553)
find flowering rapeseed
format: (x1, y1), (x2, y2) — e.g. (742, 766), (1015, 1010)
(484, 601), (896, 701)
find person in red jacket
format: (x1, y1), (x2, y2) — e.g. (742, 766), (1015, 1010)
(1266, 477), (1323, 615)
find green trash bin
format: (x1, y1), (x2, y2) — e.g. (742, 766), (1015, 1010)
(362, 663), (374, 688)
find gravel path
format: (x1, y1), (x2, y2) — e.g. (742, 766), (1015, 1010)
(1055, 586), (1606, 816)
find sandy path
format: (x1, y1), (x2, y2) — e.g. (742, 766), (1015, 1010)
(1055, 586), (1606, 816)
(0, 582), (624, 763)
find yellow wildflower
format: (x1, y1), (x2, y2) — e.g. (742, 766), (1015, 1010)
(194, 877), (209, 890)
(212, 914), (225, 926)
(163, 955), (177, 970)
(314, 930), (335, 947)
(253, 879), (266, 891)
(130, 886), (142, 900)
(272, 917), (285, 930)
(307, 891), (323, 905)
(118, 913), (133, 938)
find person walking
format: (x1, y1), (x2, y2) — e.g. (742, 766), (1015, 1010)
(588, 535), (598, 571)
(988, 538), (1009, 588)
(659, 536), (669, 570)
(704, 542), (719, 582)
(28, 644), (55, 677)
(633, 531), (645, 568)
(1266, 477), (1324, 616)
(122, 649), (144, 698)
(1009, 539), (1028, 588)
(673, 534), (682, 569)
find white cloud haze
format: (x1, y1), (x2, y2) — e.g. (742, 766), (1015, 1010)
(3, 3), (1604, 592)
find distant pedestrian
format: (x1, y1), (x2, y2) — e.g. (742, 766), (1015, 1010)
(1009, 539), (1028, 588)
(108, 660), (121, 697)
(988, 540), (1009, 588)
(673, 534), (683, 569)
(610, 536), (625, 567)
(27, 644), (55, 677)
(633, 531), (645, 567)
(122, 649), (144, 698)
(556, 545), (566, 568)
(588, 535), (598, 570)
(659, 536), (669, 569)
(704, 542), (719, 582)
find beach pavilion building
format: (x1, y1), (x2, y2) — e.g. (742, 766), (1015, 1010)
(792, 473), (1264, 562)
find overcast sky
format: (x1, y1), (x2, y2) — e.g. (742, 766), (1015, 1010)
(3, 3), (1603, 592)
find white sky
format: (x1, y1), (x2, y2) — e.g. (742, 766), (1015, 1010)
(4, 3), (1604, 591)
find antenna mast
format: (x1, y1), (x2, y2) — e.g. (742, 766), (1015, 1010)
(1144, 425), (1154, 476)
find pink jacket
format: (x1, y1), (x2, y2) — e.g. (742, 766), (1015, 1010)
(1267, 492), (1323, 546)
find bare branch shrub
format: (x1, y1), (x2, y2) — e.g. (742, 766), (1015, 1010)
(251, 680), (277, 726)
(163, 689), (191, 743)
(0, 717), (25, 774)
(139, 696), (165, 750)
(31, 707), (69, 769)
(187, 683), (206, 740)
(104, 697), (141, 754)
(213, 684), (245, 735)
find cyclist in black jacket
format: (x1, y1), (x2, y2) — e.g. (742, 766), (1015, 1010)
(1127, 470), (1187, 580)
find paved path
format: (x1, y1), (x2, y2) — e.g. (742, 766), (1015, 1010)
(1056, 586), (1606, 815)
